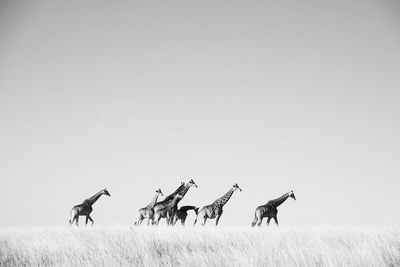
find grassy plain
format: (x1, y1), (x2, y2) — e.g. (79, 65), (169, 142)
(1, 226), (399, 266)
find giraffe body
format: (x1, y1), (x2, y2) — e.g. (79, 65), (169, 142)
(134, 189), (163, 226)
(195, 183), (242, 226)
(172, 206), (199, 225)
(69, 188), (111, 226)
(251, 190), (296, 227)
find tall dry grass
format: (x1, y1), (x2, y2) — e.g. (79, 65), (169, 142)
(1, 226), (399, 266)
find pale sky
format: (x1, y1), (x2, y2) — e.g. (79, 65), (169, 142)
(1, 0), (400, 227)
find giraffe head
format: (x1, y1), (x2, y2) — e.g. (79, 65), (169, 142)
(103, 188), (111, 197)
(156, 189), (163, 196)
(289, 190), (296, 200)
(188, 179), (198, 188)
(233, 183), (242, 192)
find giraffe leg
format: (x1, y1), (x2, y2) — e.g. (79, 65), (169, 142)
(215, 213), (223, 226)
(88, 215), (94, 225)
(152, 213), (161, 226)
(257, 217), (264, 227)
(170, 212), (176, 225)
(169, 213), (175, 225)
(273, 216), (279, 226)
(181, 215), (187, 226)
(172, 215), (178, 226)
(70, 215), (76, 225)
(201, 216), (208, 226)
(251, 215), (258, 227)
(266, 217), (271, 227)
(138, 213), (146, 226)
(252, 218), (258, 227)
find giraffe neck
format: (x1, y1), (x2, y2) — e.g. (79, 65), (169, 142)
(214, 188), (234, 207)
(271, 192), (290, 207)
(85, 191), (104, 206)
(163, 183), (185, 202)
(147, 193), (160, 208)
(172, 183), (185, 196)
(169, 196), (181, 208)
(179, 184), (192, 198)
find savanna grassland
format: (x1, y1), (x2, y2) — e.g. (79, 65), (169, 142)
(1, 226), (399, 266)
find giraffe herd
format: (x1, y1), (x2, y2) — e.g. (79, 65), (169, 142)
(69, 180), (296, 227)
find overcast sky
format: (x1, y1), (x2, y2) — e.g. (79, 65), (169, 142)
(1, 0), (400, 227)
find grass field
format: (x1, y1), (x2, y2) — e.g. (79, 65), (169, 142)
(1, 226), (399, 266)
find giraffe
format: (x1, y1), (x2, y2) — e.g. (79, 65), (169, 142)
(194, 183), (242, 226)
(69, 188), (111, 226)
(133, 189), (163, 226)
(152, 194), (183, 225)
(153, 179), (198, 225)
(251, 190), (296, 227)
(172, 206), (199, 226)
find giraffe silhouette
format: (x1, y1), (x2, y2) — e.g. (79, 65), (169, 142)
(69, 188), (111, 226)
(172, 206), (199, 226)
(153, 179), (197, 225)
(251, 190), (296, 227)
(133, 189), (163, 226)
(194, 183), (242, 226)
(152, 194), (183, 225)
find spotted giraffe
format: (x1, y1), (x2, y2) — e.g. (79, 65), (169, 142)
(194, 183), (242, 226)
(69, 188), (111, 226)
(251, 190), (296, 227)
(133, 189), (163, 226)
(153, 179), (197, 225)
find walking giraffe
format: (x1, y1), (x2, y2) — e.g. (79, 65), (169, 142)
(133, 189), (163, 226)
(153, 179), (198, 225)
(172, 206), (199, 226)
(194, 183), (242, 226)
(69, 188), (111, 226)
(152, 194), (183, 225)
(251, 190), (296, 227)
